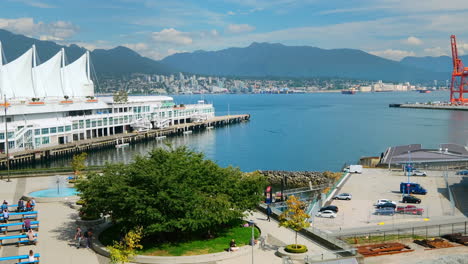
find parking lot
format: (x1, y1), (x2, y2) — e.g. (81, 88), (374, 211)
(312, 168), (464, 230)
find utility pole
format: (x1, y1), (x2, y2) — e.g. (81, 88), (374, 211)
(3, 94), (11, 182)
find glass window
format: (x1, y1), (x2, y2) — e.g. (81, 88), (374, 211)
(79, 120), (84, 129)
(0, 133), (4, 140)
(73, 123), (78, 130)
(50, 127), (57, 134)
(103, 118), (107, 126)
(8, 141), (14, 149)
(65, 125), (71, 131)
(42, 136), (50, 145)
(92, 121), (97, 127)
(35, 138), (41, 147)
(98, 120), (102, 126)
(58, 126), (64, 133)
(86, 120), (91, 128)
(7, 132), (14, 139)
(41, 128), (49, 135)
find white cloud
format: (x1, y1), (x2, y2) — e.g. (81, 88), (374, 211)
(9, 0), (56, 8)
(423, 47), (449, 57)
(0, 17), (78, 40)
(226, 24), (255, 34)
(369, 49), (416, 60)
(151, 28), (193, 45)
(405, 36), (422, 46)
(227, 11), (236, 15)
(123, 42), (184, 60)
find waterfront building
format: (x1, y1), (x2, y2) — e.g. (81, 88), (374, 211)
(0, 43), (215, 153)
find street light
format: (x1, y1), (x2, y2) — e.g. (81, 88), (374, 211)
(249, 220), (255, 264)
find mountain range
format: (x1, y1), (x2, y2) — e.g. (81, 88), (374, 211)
(0, 29), (454, 81)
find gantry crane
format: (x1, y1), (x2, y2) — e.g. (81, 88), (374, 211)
(450, 35), (468, 104)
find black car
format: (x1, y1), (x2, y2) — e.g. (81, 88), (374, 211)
(319, 205), (338, 213)
(376, 202), (397, 209)
(403, 195), (421, 204)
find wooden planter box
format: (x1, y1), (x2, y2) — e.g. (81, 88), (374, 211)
(28, 101), (44, 105)
(60, 100), (73, 104)
(86, 99), (98, 102)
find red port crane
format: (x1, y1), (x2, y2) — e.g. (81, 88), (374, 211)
(450, 35), (468, 104)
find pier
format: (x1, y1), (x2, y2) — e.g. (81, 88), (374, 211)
(389, 103), (468, 111)
(0, 114), (250, 168)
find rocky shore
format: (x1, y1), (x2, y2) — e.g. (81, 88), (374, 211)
(259, 170), (341, 188)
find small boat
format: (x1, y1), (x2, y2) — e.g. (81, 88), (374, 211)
(418, 90), (431, 93)
(341, 88), (357, 94)
(115, 139), (129, 148)
(206, 126), (214, 130)
(183, 130), (193, 135)
(156, 136), (166, 140)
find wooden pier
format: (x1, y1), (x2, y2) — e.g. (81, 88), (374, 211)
(389, 103), (468, 111)
(0, 114), (250, 168)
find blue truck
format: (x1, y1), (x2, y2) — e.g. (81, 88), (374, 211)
(400, 182), (427, 195)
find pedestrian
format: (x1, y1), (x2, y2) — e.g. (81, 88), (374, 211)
(28, 250), (35, 262)
(17, 199), (25, 212)
(266, 204), (272, 222)
(30, 198), (36, 210)
(74, 227), (83, 248)
(23, 218), (31, 232)
(84, 228), (93, 248)
(0, 201), (8, 212)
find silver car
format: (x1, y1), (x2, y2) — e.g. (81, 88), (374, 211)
(315, 210), (337, 218)
(333, 193), (352, 200)
(412, 170), (427, 176)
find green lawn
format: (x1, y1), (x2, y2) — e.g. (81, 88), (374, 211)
(100, 223), (260, 256)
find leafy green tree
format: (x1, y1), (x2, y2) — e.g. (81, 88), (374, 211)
(278, 195), (310, 248)
(108, 226), (143, 264)
(113, 90), (128, 103)
(71, 152), (87, 177)
(76, 147), (267, 238)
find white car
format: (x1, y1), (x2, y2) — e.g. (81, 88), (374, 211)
(412, 170), (427, 176)
(375, 199), (397, 206)
(315, 210), (337, 218)
(333, 193), (352, 200)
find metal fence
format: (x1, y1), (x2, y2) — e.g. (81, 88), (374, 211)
(338, 221), (468, 245)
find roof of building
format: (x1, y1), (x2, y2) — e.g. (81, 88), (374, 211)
(381, 143), (468, 165)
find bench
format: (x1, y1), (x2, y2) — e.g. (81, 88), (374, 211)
(0, 211), (38, 221)
(0, 233), (38, 247)
(0, 221), (39, 234)
(0, 253), (40, 263)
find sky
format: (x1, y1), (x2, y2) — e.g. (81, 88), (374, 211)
(1, 0), (468, 61)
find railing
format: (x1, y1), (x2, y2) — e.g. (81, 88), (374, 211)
(304, 249), (358, 263)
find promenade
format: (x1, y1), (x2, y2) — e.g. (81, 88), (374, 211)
(0, 176), (335, 264)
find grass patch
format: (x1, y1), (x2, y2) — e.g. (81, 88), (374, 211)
(342, 234), (426, 244)
(100, 222), (260, 256)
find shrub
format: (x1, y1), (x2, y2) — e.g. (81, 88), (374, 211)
(285, 244), (307, 253)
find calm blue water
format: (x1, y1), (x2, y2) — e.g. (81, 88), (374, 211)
(47, 91), (468, 172)
(29, 187), (77, 198)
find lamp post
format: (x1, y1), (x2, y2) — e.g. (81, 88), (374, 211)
(249, 220), (255, 264)
(3, 95), (10, 182)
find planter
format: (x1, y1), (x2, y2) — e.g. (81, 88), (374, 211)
(28, 102), (44, 105)
(86, 99), (98, 103)
(277, 246), (308, 260)
(76, 217), (105, 227)
(60, 100), (73, 104)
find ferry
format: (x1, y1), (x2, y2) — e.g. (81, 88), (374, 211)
(0, 42), (215, 154)
(418, 90), (431, 94)
(341, 88), (357, 94)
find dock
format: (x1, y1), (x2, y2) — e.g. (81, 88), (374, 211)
(389, 103), (468, 111)
(0, 114), (250, 168)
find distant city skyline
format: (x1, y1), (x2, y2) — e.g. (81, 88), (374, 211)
(1, 0), (468, 61)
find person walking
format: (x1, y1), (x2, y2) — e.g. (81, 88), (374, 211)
(266, 204), (272, 222)
(74, 227), (83, 249)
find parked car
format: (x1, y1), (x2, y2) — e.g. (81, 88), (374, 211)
(402, 195), (421, 204)
(376, 202), (397, 209)
(375, 199), (397, 206)
(396, 205), (424, 215)
(316, 210), (337, 218)
(319, 205), (338, 213)
(412, 170), (427, 176)
(333, 193), (352, 200)
(456, 170), (468, 175)
(375, 207), (395, 216)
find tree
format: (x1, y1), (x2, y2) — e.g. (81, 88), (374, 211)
(113, 90), (128, 103)
(76, 146), (267, 238)
(71, 152), (87, 177)
(108, 226), (143, 264)
(278, 195), (310, 248)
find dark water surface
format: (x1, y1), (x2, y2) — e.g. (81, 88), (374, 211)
(44, 91), (468, 172)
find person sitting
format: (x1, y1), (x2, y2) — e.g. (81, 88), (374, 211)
(0, 201), (8, 212)
(28, 250), (35, 262)
(229, 239), (239, 252)
(26, 229), (36, 245)
(25, 201), (32, 212)
(30, 198), (36, 210)
(2, 209), (9, 223)
(17, 199), (25, 212)
(23, 218), (31, 232)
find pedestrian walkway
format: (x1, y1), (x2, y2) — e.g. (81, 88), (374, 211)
(219, 211), (336, 264)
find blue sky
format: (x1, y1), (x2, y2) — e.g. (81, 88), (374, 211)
(1, 0), (468, 61)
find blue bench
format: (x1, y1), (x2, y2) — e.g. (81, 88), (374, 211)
(0, 233), (38, 247)
(0, 253), (40, 263)
(0, 221), (39, 234)
(0, 211), (38, 221)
